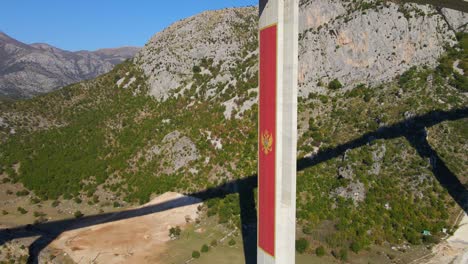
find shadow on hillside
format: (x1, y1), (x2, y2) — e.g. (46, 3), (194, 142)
(401, 0), (468, 13)
(0, 107), (466, 264)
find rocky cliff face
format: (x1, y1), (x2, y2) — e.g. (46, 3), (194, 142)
(441, 7), (468, 32)
(136, 7), (257, 101)
(298, 1), (464, 97)
(136, 0), (467, 100)
(0, 32), (140, 99)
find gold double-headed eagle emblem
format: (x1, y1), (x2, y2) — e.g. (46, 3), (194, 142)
(261, 130), (273, 155)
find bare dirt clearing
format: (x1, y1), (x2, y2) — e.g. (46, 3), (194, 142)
(50, 192), (201, 264)
(425, 211), (468, 264)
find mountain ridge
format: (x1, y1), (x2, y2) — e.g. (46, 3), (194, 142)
(136, 1), (468, 102)
(0, 32), (140, 99)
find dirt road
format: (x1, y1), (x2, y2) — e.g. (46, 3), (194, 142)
(425, 211), (468, 264)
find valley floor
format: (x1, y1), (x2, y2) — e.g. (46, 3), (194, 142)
(0, 191), (467, 263)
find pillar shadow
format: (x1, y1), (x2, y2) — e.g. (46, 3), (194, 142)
(406, 129), (468, 211)
(239, 177), (258, 264)
(259, 0), (268, 16)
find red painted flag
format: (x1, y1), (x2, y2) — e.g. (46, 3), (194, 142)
(258, 24), (277, 257)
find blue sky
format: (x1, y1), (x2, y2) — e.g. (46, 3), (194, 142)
(1, 0), (257, 51)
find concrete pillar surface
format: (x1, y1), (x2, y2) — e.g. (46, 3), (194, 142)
(258, 0), (298, 263)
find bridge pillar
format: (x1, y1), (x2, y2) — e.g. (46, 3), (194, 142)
(258, 0), (298, 263)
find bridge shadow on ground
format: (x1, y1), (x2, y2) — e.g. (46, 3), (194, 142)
(0, 107), (466, 264)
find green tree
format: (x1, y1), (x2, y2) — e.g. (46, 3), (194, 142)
(350, 241), (362, 253)
(302, 224), (314, 235)
(16, 190), (29, 196)
(423, 235), (440, 244)
(74, 211), (84, 218)
(33, 211), (46, 218)
(201, 244), (209, 253)
(169, 226), (181, 239)
(315, 245), (325, 256)
(328, 79), (343, 90)
(404, 229), (421, 245)
(192, 250), (200, 259)
(295, 238), (309, 254)
(192, 65), (201, 73)
(17, 207), (28, 214)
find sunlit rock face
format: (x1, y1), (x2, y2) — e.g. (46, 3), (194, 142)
(298, 1), (462, 97)
(137, 1), (466, 102)
(440, 8), (468, 32)
(136, 7), (258, 101)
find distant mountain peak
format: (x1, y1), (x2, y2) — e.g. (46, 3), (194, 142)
(0, 33), (141, 99)
(0, 31), (17, 42)
(30, 43), (56, 48)
(30, 43), (65, 53)
(93, 47), (142, 64)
